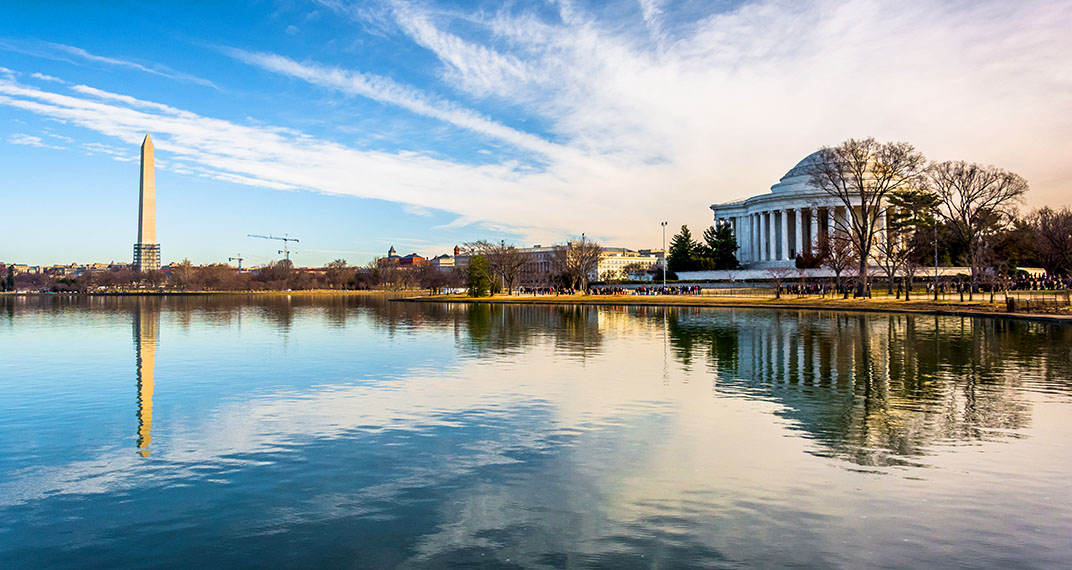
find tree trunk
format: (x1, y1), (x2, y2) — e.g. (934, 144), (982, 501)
(857, 257), (869, 297)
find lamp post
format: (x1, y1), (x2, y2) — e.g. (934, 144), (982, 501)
(661, 221), (668, 289)
(580, 233), (586, 292)
(933, 217), (939, 301)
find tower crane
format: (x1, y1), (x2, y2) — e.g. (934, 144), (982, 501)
(228, 254), (244, 271)
(248, 234), (300, 261)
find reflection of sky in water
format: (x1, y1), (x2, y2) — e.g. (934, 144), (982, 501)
(0, 296), (1070, 568)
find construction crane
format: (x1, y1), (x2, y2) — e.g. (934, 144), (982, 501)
(248, 234), (300, 261)
(228, 254), (244, 271)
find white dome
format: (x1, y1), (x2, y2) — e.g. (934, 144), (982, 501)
(770, 150), (824, 194)
(780, 150), (823, 182)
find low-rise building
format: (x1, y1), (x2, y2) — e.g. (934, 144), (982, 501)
(595, 248), (659, 281)
(449, 244), (659, 285)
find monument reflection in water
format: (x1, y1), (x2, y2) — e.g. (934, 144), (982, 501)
(133, 299), (159, 456)
(0, 295), (1069, 569)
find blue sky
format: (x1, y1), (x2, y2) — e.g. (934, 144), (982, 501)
(2, 0), (1070, 267)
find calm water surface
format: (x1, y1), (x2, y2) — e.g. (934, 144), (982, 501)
(1, 295), (1071, 569)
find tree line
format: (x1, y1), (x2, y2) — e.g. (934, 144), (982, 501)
(666, 222), (740, 272)
(462, 238), (603, 297)
(6, 257), (466, 293)
(5, 237), (611, 296)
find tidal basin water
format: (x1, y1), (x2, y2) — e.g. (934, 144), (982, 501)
(1, 296), (1071, 569)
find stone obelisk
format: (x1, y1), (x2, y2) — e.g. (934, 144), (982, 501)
(133, 134), (161, 271)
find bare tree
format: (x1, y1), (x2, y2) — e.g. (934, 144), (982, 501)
(766, 266), (794, 298)
(809, 138), (927, 296)
(1030, 207), (1072, 276)
(463, 241), (527, 294)
(822, 229), (857, 296)
(173, 259), (198, 290)
(325, 259), (353, 289)
(619, 261), (653, 281)
(928, 161), (1028, 289)
(374, 257), (402, 289)
(551, 238), (603, 291)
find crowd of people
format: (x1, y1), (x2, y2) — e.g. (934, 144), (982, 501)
(591, 285), (703, 296)
(1007, 273), (1071, 291)
(517, 275), (1070, 299)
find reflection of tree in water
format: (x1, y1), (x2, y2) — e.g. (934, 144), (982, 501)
(666, 308), (740, 370)
(460, 304), (604, 359)
(665, 309), (1072, 468)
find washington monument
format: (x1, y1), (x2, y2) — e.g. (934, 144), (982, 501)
(133, 134), (161, 271)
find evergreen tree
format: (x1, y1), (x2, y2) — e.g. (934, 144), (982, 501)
(4, 266), (14, 292)
(467, 254), (491, 297)
(703, 222), (740, 270)
(667, 225), (699, 272)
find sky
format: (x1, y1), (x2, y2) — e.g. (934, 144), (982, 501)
(1, 0), (1070, 268)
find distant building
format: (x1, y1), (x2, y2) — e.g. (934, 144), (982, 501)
(450, 244), (659, 285)
(383, 246), (427, 267)
(429, 254), (455, 271)
(595, 248), (659, 281)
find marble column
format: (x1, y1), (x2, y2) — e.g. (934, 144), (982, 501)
(828, 207), (836, 240)
(784, 208), (793, 260)
(759, 211), (767, 261)
(753, 213), (759, 262)
(768, 211), (775, 261)
(794, 208), (803, 259)
(810, 207), (818, 253)
(741, 215), (749, 263)
(749, 213), (754, 262)
(765, 212), (771, 261)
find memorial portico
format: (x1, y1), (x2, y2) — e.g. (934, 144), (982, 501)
(710, 151), (887, 268)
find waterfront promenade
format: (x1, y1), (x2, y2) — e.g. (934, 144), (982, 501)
(405, 291), (1072, 322)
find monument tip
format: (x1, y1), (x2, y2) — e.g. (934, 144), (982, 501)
(142, 133), (153, 147)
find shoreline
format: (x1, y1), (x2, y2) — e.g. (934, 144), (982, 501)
(397, 294), (1072, 324)
(0, 289), (418, 297)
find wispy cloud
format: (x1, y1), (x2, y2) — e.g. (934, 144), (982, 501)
(8, 133), (65, 150)
(0, 39), (219, 89)
(4, 0), (1072, 252)
(30, 72), (63, 83)
(224, 48), (572, 163)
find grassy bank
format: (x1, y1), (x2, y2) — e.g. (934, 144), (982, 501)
(401, 293), (1072, 323)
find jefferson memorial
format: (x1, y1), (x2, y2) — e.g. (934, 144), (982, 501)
(709, 151), (888, 268)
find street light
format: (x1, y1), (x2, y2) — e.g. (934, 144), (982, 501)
(933, 215), (939, 301)
(661, 221), (668, 289)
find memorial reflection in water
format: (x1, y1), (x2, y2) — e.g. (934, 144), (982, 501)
(1, 295), (1068, 569)
(661, 308), (1067, 466)
(113, 297), (1070, 466)
(134, 300), (159, 456)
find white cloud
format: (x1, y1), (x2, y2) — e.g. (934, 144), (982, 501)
(225, 48), (574, 163)
(30, 72), (63, 83)
(3, 0), (1071, 251)
(371, 0), (1072, 212)
(8, 133), (64, 150)
(402, 203), (434, 217)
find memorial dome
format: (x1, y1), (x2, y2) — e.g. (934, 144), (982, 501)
(780, 150), (823, 182)
(770, 150), (823, 194)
